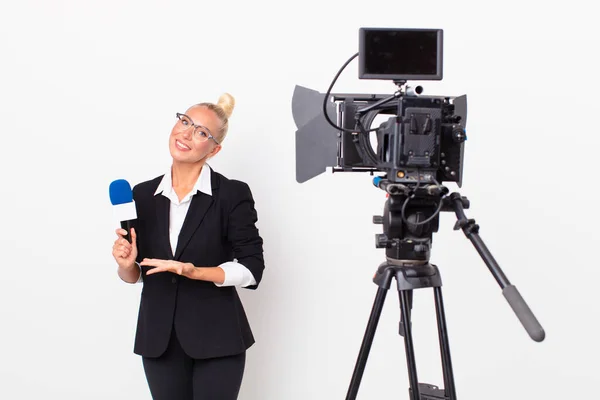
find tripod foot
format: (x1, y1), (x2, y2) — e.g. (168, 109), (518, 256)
(410, 383), (450, 400)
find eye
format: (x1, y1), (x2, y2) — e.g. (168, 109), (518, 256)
(197, 130), (208, 138)
(178, 114), (192, 127)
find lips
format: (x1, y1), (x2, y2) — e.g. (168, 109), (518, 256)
(175, 139), (191, 151)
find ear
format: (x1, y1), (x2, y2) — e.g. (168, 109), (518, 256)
(209, 144), (222, 158)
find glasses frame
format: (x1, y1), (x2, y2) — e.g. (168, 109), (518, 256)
(175, 113), (220, 145)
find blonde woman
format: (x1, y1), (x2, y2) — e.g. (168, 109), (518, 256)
(112, 94), (265, 399)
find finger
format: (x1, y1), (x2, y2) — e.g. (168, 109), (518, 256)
(114, 236), (129, 246)
(131, 228), (137, 247)
(140, 258), (163, 267)
(115, 228), (127, 237)
(113, 243), (129, 256)
(146, 266), (169, 275)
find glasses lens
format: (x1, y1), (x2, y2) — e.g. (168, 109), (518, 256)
(177, 114), (192, 130)
(194, 128), (210, 142)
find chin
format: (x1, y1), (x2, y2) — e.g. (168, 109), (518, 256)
(171, 150), (204, 165)
(171, 153), (192, 163)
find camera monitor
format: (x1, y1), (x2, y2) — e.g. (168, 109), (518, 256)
(358, 28), (443, 81)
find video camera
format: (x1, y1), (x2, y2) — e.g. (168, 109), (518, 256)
(293, 27), (469, 262)
(293, 27), (467, 189)
(293, 28), (545, 400)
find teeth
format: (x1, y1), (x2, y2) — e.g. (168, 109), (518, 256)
(176, 140), (190, 150)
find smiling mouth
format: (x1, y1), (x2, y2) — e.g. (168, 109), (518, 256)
(175, 140), (191, 151)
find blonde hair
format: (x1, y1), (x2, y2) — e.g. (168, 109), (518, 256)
(195, 93), (235, 143)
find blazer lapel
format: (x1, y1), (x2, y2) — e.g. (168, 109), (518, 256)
(174, 191), (213, 260)
(154, 194), (173, 259)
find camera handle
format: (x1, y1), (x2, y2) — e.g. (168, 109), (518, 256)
(445, 192), (545, 343)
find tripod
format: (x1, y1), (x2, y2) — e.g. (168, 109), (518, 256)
(345, 185), (545, 400)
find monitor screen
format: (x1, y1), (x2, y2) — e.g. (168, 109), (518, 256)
(359, 28), (443, 81)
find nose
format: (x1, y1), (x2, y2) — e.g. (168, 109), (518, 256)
(181, 126), (193, 139)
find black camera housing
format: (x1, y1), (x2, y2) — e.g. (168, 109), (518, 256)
(335, 90), (467, 187)
(292, 27), (467, 187)
(327, 27), (467, 187)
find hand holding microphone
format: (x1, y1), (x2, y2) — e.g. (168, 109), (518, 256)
(112, 227), (138, 270)
(109, 179), (139, 274)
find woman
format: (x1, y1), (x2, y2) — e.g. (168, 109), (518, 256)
(111, 93), (265, 400)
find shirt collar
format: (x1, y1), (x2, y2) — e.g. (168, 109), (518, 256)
(154, 163), (212, 197)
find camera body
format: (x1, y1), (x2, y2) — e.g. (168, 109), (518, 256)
(292, 27), (467, 190)
(335, 90), (467, 187)
(331, 27), (467, 188)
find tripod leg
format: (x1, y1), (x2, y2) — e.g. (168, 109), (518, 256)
(346, 287), (388, 400)
(434, 287), (457, 400)
(398, 290), (413, 337)
(399, 290), (421, 400)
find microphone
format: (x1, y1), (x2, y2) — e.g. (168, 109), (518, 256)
(109, 179), (137, 243)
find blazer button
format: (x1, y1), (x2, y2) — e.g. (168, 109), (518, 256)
(172, 277), (177, 284)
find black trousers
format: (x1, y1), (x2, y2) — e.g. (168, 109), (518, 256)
(142, 329), (246, 400)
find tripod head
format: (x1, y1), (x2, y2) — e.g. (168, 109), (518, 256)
(371, 175), (545, 343)
(372, 176), (468, 265)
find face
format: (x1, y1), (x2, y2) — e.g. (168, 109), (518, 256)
(169, 106), (222, 164)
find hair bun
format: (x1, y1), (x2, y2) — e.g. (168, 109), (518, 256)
(217, 93), (235, 119)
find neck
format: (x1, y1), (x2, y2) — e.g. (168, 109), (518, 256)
(171, 160), (205, 189)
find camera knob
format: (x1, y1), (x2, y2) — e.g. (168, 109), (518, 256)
(373, 215), (384, 224)
(375, 234), (390, 248)
(414, 244), (427, 253)
(452, 126), (467, 143)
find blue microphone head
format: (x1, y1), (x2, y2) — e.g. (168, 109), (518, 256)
(109, 179), (133, 205)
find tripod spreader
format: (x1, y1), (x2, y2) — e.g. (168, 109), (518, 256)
(444, 192), (546, 342)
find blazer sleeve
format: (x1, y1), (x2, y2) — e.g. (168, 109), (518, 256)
(226, 181), (265, 289)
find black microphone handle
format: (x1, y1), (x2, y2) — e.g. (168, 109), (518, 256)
(120, 220), (133, 243)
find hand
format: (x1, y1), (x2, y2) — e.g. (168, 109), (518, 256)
(140, 258), (195, 277)
(112, 228), (138, 270)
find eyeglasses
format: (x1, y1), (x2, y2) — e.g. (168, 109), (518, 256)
(175, 113), (220, 145)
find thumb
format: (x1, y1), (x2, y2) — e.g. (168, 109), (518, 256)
(131, 228), (137, 248)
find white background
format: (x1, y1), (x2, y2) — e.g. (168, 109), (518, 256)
(1, 0), (598, 399)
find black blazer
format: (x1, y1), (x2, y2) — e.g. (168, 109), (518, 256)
(131, 168), (265, 359)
